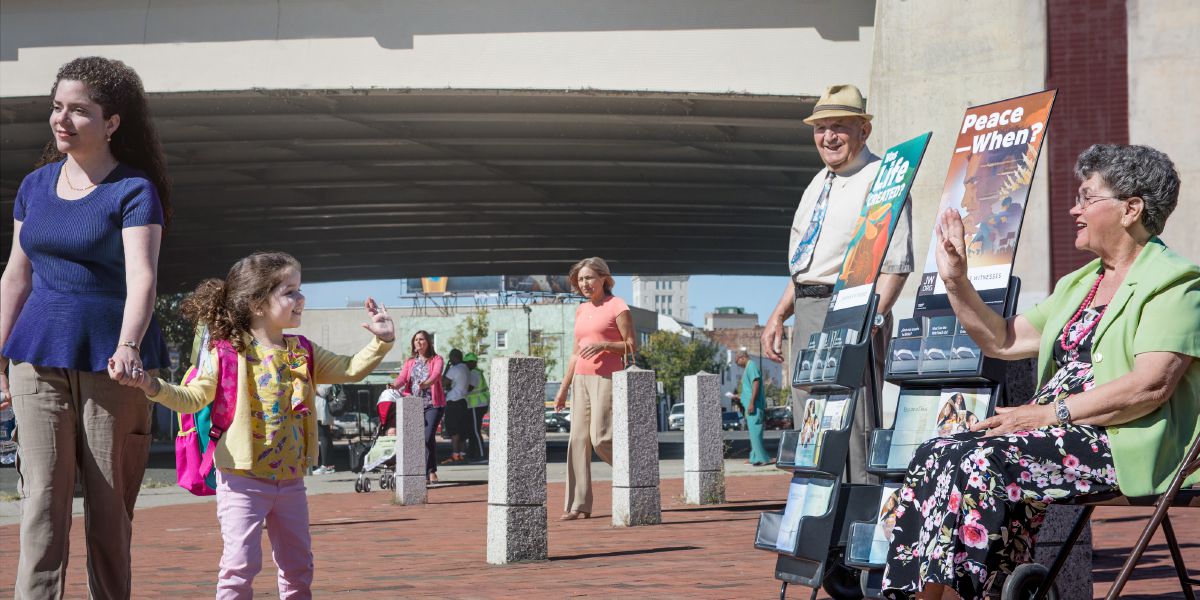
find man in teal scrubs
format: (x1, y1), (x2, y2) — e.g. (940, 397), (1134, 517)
(733, 348), (772, 465)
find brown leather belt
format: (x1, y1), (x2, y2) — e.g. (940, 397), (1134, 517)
(794, 283), (834, 298)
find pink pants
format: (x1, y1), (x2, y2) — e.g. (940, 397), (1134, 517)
(215, 470), (314, 599)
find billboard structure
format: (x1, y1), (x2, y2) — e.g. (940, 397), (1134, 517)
(914, 90), (1057, 315)
(404, 275), (575, 296)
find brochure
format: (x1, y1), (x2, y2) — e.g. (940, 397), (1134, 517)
(795, 396), (826, 466)
(775, 477), (811, 552)
(887, 387), (993, 468)
(868, 483), (903, 564)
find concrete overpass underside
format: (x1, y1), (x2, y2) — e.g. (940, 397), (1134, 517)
(1, 89), (821, 290)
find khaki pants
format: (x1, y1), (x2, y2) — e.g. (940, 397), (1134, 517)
(10, 362), (153, 600)
(789, 297), (889, 485)
(564, 374), (613, 514)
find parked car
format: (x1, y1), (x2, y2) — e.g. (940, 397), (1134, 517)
(765, 405), (794, 430)
(332, 411), (377, 440)
(545, 410), (571, 433)
(721, 411), (743, 431)
(667, 403), (685, 431)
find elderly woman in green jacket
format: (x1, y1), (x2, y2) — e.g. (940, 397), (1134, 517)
(882, 144), (1200, 600)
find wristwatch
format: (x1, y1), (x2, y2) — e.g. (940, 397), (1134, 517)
(1054, 396), (1072, 425)
(873, 313), (885, 328)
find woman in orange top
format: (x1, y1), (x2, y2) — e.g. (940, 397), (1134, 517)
(553, 257), (636, 520)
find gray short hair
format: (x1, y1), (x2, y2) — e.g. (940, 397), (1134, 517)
(1074, 144), (1179, 236)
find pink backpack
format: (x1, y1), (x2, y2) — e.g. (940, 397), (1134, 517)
(174, 334), (314, 495)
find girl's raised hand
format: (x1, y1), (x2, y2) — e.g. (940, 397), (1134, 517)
(362, 297), (395, 343)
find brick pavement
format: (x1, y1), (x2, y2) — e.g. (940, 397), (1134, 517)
(1, 473), (1195, 599)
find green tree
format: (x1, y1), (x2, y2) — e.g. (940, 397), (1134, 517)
(448, 307), (490, 357)
(154, 292), (196, 378)
(638, 331), (721, 401)
(528, 331), (559, 379)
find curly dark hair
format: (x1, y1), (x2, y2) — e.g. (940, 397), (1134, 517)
(36, 56), (172, 227)
(181, 252), (301, 353)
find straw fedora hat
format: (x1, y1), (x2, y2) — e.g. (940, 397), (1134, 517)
(803, 84), (873, 125)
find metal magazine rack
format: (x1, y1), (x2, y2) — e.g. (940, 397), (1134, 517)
(844, 277), (1023, 598)
(755, 294), (888, 600)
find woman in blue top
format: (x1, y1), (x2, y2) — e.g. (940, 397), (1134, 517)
(732, 348), (772, 466)
(0, 57), (171, 600)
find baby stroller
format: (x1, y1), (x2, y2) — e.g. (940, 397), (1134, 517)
(352, 389), (399, 493)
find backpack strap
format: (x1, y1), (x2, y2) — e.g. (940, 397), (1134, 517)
(199, 340), (239, 476)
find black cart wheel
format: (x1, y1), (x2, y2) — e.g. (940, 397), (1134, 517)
(822, 560), (864, 600)
(363, 477), (372, 492)
(1001, 563), (1060, 600)
(354, 478), (364, 493)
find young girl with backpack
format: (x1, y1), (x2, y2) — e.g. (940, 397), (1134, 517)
(124, 252), (395, 598)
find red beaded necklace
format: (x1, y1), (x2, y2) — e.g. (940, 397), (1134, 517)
(1060, 272), (1106, 352)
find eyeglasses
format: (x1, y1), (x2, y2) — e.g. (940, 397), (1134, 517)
(1074, 194), (1124, 210)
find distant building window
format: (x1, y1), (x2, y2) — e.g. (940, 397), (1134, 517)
(640, 332), (650, 346)
(496, 330), (508, 350)
(667, 281), (672, 290)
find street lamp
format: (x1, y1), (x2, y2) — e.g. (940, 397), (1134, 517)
(522, 304), (533, 352)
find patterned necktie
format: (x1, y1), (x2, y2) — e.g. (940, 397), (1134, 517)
(790, 171), (836, 272)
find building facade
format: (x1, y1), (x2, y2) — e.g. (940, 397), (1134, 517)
(631, 275), (690, 322)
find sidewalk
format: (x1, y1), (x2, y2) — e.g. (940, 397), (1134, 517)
(1, 469), (1194, 598)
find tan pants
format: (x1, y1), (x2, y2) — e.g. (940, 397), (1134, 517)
(9, 362), (153, 600)
(789, 296), (889, 485)
(564, 374), (613, 514)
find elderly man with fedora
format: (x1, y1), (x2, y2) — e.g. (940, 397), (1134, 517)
(760, 84), (914, 484)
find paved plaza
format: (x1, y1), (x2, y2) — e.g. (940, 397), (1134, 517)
(1, 458), (1195, 599)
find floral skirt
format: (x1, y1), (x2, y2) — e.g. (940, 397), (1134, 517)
(881, 425), (1119, 600)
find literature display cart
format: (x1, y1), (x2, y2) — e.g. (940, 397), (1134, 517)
(755, 134), (932, 600)
(840, 90), (1057, 598)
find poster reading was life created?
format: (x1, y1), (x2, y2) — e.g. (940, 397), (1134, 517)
(915, 90), (1057, 316)
(824, 132), (933, 332)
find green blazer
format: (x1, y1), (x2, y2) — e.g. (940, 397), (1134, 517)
(1024, 238), (1200, 497)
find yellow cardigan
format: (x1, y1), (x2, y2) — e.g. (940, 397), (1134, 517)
(149, 334), (393, 471)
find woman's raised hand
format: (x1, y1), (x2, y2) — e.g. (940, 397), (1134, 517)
(361, 297), (395, 343)
(934, 207), (970, 284)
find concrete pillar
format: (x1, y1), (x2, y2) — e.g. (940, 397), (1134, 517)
(393, 396), (427, 505)
(486, 357), (548, 564)
(683, 372), (724, 505)
(611, 367), (661, 527)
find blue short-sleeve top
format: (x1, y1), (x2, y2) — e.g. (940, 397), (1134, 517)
(3, 160), (170, 372)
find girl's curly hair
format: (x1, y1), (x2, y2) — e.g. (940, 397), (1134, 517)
(181, 252), (301, 353)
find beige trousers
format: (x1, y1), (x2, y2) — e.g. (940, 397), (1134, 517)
(10, 362), (153, 600)
(564, 374), (613, 514)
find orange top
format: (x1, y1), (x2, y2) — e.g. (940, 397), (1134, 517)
(573, 295), (630, 377)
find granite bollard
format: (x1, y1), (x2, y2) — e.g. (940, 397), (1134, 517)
(611, 367), (661, 526)
(486, 357), (548, 564)
(683, 372), (724, 505)
(393, 396), (426, 505)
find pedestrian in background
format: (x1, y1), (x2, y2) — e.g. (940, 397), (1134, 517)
(440, 348), (471, 465)
(553, 257), (636, 521)
(732, 348), (772, 466)
(463, 352), (490, 462)
(0, 56), (172, 599)
(313, 384), (336, 474)
(393, 331), (446, 483)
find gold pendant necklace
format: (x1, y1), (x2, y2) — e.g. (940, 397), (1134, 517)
(62, 166), (98, 192)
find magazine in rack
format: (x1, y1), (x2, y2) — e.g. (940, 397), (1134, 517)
(775, 476), (836, 552)
(793, 393), (850, 467)
(887, 387), (991, 469)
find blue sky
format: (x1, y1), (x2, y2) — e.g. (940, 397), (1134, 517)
(302, 274), (788, 326)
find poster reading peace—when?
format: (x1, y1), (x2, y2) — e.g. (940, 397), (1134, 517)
(915, 90), (1057, 316)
